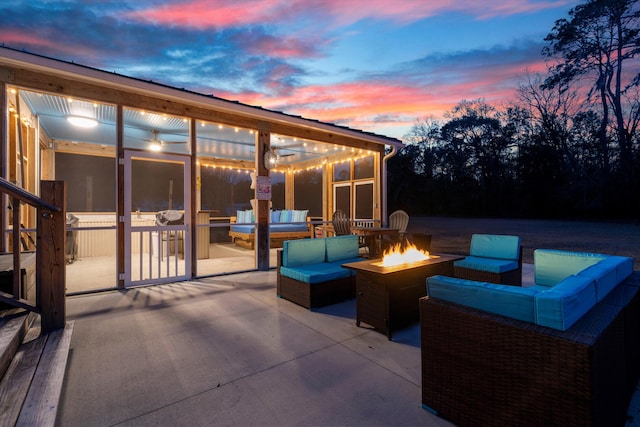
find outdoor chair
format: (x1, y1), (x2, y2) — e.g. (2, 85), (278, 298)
(380, 209), (410, 252)
(331, 210), (351, 236)
(453, 234), (522, 285)
(332, 210), (369, 255)
(388, 210), (409, 240)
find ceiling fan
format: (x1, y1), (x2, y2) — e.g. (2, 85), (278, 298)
(263, 147), (296, 169)
(147, 129), (187, 151)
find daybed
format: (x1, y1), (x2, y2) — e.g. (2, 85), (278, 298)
(421, 249), (637, 427)
(229, 209), (313, 249)
(453, 233), (522, 285)
(277, 235), (364, 309)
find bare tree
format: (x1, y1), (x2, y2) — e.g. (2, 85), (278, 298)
(543, 0), (640, 178)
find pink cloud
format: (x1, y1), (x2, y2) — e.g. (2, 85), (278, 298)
(0, 31), (100, 60)
(124, 0), (285, 28)
(215, 52), (550, 137)
(324, 0), (579, 24)
(232, 32), (324, 58)
(125, 0), (577, 29)
(219, 80), (467, 135)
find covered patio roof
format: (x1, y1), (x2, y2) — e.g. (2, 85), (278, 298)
(0, 46), (403, 163)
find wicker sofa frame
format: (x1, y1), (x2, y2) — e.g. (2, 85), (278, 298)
(229, 217), (313, 249)
(454, 245), (523, 285)
(420, 272), (640, 427)
(276, 249), (356, 309)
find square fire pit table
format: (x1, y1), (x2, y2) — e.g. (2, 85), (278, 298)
(343, 254), (463, 340)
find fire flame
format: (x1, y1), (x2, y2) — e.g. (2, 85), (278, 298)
(380, 241), (430, 267)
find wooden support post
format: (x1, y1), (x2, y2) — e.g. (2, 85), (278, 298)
(37, 180), (66, 333)
(116, 105), (125, 289)
(256, 128), (270, 271)
(190, 118), (198, 276)
(0, 82), (6, 254)
(12, 198), (21, 298)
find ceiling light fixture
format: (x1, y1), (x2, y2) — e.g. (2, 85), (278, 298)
(66, 115), (98, 128)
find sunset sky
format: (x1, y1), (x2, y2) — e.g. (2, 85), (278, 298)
(1, 0), (580, 139)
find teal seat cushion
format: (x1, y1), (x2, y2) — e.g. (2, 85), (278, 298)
(578, 256), (634, 302)
(426, 275), (539, 323)
(454, 256), (519, 273)
(534, 249), (606, 287)
(282, 238), (326, 267)
(470, 234), (520, 260)
(326, 257), (365, 275)
(577, 260), (618, 302)
(326, 235), (359, 262)
(280, 263), (351, 284)
(534, 274), (597, 331)
(606, 256), (634, 283)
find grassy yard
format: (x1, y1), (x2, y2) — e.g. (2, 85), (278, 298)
(406, 216), (640, 270)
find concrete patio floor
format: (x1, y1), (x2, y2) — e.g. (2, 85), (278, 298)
(55, 265), (640, 426)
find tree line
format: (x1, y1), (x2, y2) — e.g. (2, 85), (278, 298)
(388, 0), (640, 220)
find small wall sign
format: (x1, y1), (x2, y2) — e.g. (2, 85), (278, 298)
(256, 175), (272, 200)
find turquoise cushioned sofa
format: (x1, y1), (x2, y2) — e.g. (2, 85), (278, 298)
(276, 235), (364, 309)
(433, 249), (632, 330)
(229, 209), (313, 249)
(420, 249), (638, 426)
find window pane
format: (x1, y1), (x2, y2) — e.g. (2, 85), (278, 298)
(271, 171), (285, 210)
(294, 169), (322, 217)
(335, 185), (351, 217)
(56, 153), (116, 212)
(354, 156), (374, 179)
(333, 162), (350, 181)
(355, 182), (373, 219)
(200, 167), (252, 216)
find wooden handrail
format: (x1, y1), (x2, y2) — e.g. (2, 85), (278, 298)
(0, 180), (66, 332)
(0, 177), (60, 212)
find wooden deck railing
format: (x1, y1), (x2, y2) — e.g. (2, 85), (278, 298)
(0, 178), (66, 332)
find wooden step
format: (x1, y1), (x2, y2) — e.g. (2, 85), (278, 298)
(0, 310), (36, 380)
(0, 319), (74, 427)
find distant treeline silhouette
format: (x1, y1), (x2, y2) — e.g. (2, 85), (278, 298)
(389, 0), (640, 220)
